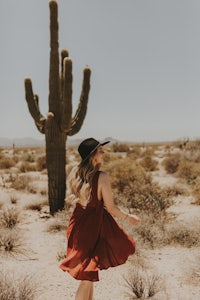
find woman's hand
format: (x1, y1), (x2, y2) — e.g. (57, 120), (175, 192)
(126, 214), (140, 225)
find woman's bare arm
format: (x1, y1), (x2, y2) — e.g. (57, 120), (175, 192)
(99, 172), (140, 225)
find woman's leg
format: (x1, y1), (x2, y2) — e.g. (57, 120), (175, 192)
(75, 280), (93, 300)
(88, 282), (93, 300)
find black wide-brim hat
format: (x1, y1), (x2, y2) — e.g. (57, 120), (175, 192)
(78, 138), (110, 162)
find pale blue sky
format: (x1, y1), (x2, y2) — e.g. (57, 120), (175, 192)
(1, 0), (200, 142)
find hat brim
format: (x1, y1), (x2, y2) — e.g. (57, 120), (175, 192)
(80, 140), (110, 163)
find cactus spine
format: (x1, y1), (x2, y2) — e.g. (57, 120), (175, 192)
(24, 0), (91, 215)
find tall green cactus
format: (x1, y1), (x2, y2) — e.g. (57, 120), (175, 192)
(24, 0), (91, 215)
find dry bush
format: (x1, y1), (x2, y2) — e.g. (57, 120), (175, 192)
(0, 207), (20, 229)
(165, 222), (200, 247)
(46, 210), (68, 233)
(162, 152), (181, 174)
(10, 174), (30, 190)
(123, 265), (163, 299)
(139, 155), (158, 172)
(21, 152), (35, 163)
(0, 229), (23, 254)
(36, 155), (46, 171)
(191, 177), (200, 204)
(0, 157), (16, 169)
(105, 158), (172, 213)
(177, 160), (200, 183)
(24, 198), (48, 211)
(134, 212), (168, 249)
(57, 248), (66, 261)
(0, 270), (38, 300)
(184, 139), (200, 152)
(111, 142), (130, 153)
(10, 195), (19, 204)
(18, 161), (37, 173)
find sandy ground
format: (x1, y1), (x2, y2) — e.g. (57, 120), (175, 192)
(0, 146), (200, 299)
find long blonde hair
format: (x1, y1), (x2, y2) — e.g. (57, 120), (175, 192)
(67, 150), (100, 206)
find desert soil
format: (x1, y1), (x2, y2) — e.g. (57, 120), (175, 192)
(0, 146), (200, 300)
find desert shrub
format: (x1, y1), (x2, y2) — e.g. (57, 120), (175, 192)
(0, 200), (4, 209)
(21, 152), (35, 163)
(10, 174), (30, 190)
(134, 212), (168, 249)
(0, 230), (23, 254)
(0, 207), (20, 229)
(0, 271), (38, 300)
(57, 249), (66, 261)
(0, 157), (16, 169)
(46, 210), (68, 233)
(184, 139), (200, 152)
(36, 155), (46, 171)
(177, 160), (200, 183)
(191, 177), (200, 204)
(105, 158), (172, 213)
(166, 222), (200, 247)
(18, 162), (37, 173)
(123, 265), (162, 299)
(162, 152), (181, 174)
(105, 158), (150, 194)
(112, 143), (130, 153)
(139, 155), (158, 172)
(24, 198), (47, 211)
(127, 183), (172, 213)
(10, 195), (18, 204)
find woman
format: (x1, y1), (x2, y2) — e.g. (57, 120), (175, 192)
(59, 138), (140, 300)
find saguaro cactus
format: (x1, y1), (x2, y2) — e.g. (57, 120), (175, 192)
(24, 0), (91, 215)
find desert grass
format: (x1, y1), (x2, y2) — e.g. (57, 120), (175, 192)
(165, 222), (200, 248)
(0, 270), (38, 300)
(123, 264), (163, 299)
(10, 194), (18, 204)
(46, 210), (69, 233)
(10, 174), (31, 190)
(104, 157), (173, 214)
(0, 206), (20, 229)
(162, 152), (181, 174)
(24, 198), (48, 212)
(111, 142), (130, 153)
(0, 229), (23, 254)
(0, 157), (16, 169)
(139, 155), (158, 172)
(133, 212), (169, 249)
(56, 247), (66, 261)
(36, 155), (46, 171)
(0, 199), (4, 209)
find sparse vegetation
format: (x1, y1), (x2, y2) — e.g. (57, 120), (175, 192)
(0, 270), (38, 300)
(166, 222), (200, 247)
(0, 157), (16, 169)
(123, 265), (163, 299)
(139, 155), (158, 172)
(0, 142), (200, 298)
(24, 198), (48, 211)
(0, 230), (23, 254)
(162, 152), (181, 174)
(0, 207), (20, 229)
(46, 210), (68, 233)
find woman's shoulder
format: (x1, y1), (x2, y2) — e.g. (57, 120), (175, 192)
(98, 171), (110, 183)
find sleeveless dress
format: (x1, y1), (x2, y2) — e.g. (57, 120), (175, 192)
(59, 171), (136, 281)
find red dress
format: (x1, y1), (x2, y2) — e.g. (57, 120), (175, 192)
(59, 171), (136, 281)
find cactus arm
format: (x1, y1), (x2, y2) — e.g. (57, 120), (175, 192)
(61, 57), (73, 132)
(68, 67), (91, 136)
(49, 0), (60, 116)
(24, 78), (46, 134)
(61, 49), (69, 75)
